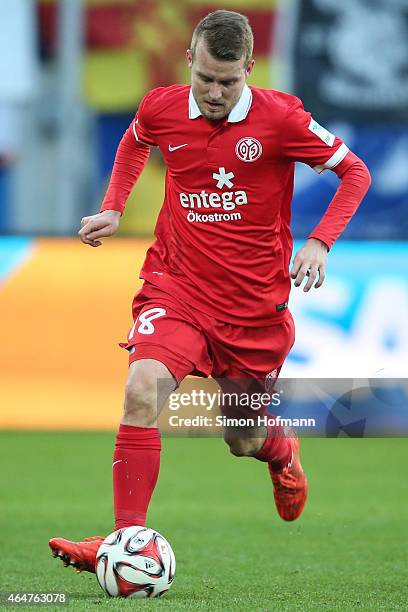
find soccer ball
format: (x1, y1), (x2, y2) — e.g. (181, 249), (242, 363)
(95, 526), (176, 598)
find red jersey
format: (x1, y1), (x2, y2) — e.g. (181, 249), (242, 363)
(118, 84), (350, 326)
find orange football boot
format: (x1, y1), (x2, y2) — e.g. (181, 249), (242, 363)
(49, 536), (104, 573)
(269, 429), (308, 521)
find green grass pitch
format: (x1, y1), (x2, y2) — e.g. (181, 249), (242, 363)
(1, 432), (407, 611)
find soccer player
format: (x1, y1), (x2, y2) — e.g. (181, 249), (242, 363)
(49, 10), (371, 573)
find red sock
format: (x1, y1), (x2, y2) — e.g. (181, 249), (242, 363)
(113, 424), (161, 530)
(254, 424), (292, 470)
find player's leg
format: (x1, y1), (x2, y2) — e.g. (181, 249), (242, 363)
(49, 358), (177, 573)
(113, 358), (176, 532)
(49, 283), (213, 572)
(213, 314), (308, 521)
(218, 378), (274, 458)
(220, 378), (292, 470)
(221, 393), (307, 523)
(122, 358), (176, 427)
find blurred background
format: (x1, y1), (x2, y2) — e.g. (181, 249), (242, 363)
(0, 0), (407, 429)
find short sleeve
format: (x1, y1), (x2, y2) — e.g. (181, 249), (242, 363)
(131, 90), (157, 147)
(281, 98), (349, 173)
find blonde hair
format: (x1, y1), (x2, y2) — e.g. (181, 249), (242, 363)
(191, 10), (254, 65)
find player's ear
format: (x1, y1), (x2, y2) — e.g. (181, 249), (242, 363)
(245, 59), (255, 79)
(186, 49), (193, 68)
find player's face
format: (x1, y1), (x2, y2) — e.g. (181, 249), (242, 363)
(187, 39), (254, 121)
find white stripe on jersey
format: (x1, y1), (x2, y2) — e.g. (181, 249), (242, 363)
(132, 119), (150, 147)
(313, 143), (350, 174)
(132, 120), (139, 142)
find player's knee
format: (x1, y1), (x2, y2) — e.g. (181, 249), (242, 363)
(122, 359), (177, 427)
(124, 382), (156, 413)
(224, 432), (262, 457)
(224, 434), (253, 457)
(123, 368), (158, 426)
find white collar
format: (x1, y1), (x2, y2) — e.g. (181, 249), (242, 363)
(188, 84), (252, 122)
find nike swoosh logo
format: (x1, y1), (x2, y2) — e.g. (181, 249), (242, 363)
(168, 143), (188, 152)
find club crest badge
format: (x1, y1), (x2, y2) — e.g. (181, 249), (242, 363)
(235, 137), (263, 162)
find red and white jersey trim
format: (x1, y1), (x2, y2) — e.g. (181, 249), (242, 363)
(313, 143), (350, 174)
(132, 118), (150, 147)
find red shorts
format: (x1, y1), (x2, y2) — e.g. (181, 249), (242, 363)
(120, 282), (295, 385)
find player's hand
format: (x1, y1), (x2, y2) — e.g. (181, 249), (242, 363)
(78, 210), (121, 247)
(290, 238), (328, 292)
